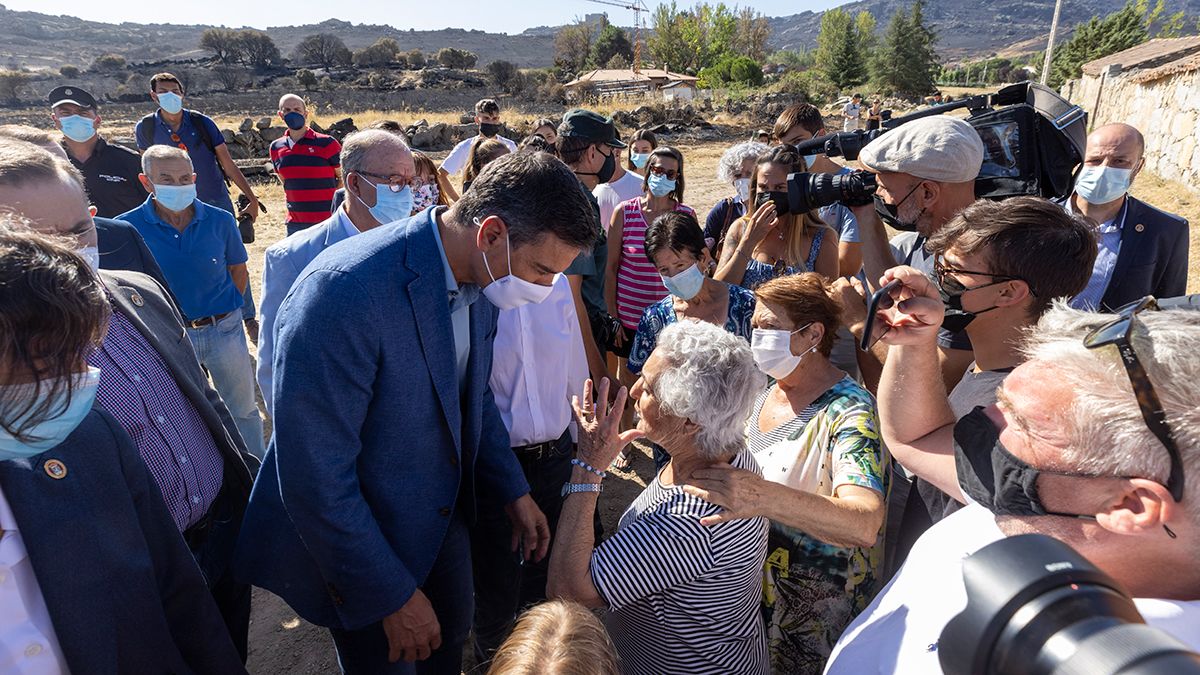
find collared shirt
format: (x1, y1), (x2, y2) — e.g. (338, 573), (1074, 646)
(118, 197), (248, 321)
(440, 134), (518, 176)
(490, 275), (587, 447)
(1067, 196), (1127, 310)
(269, 128), (342, 225)
(88, 305), (225, 531)
(337, 206), (361, 239)
(137, 109), (232, 212)
(64, 136), (148, 218)
(427, 207), (478, 392)
(0, 487), (70, 674)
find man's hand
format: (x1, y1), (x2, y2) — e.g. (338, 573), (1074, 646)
(505, 494), (551, 563)
(831, 276), (869, 336)
(381, 590), (441, 663)
(875, 265), (945, 346)
(240, 194), (261, 224)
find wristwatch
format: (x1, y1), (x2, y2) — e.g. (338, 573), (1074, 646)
(562, 482), (603, 498)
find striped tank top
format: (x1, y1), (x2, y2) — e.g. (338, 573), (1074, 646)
(615, 197), (696, 329)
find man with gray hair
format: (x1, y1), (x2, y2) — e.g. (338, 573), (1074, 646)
(826, 298), (1200, 673)
(269, 93), (343, 236)
(257, 128), (414, 414)
(549, 321), (770, 674)
(117, 144), (263, 459)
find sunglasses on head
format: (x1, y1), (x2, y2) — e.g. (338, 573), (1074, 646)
(649, 165), (679, 180)
(1083, 296), (1185, 503)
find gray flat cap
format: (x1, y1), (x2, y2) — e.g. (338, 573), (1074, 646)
(859, 116), (984, 183)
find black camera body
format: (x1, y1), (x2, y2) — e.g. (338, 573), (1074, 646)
(939, 534), (1200, 675)
(780, 81), (1088, 214)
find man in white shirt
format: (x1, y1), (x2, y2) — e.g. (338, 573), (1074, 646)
(470, 274), (590, 662)
(826, 300), (1200, 673)
(438, 98), (518, 201)
(842, 93), (863, 132)
(593, 144), (644, 232)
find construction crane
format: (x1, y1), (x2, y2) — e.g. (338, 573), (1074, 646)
(585, 0), (649, 73)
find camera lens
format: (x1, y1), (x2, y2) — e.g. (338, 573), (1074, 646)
(786, 170), (878, 213)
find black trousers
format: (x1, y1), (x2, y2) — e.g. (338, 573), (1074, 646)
(185, 485), (252, 662)
(468, 430), (601, 663)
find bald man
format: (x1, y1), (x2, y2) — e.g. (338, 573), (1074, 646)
(1067, 123), (1189, 310)
(270, 93), (343, 235)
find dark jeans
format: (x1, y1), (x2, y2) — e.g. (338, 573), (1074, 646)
(469, 430), (600, 663)
(186, 485), (251, 662)
(330, 515), (473, 675)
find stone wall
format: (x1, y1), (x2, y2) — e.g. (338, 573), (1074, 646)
(1064, 68), (1200, 191)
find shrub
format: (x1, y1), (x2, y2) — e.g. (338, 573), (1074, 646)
(59, 65), (81, 79)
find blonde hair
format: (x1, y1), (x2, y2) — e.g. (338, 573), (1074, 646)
(486, 600), (619, 675)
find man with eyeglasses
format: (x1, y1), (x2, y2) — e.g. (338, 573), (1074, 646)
(270, 93), (343, 236)
(866, 196), (1097, 572)
(257, 129), (415, 415)
(825, 293), (1200, 674)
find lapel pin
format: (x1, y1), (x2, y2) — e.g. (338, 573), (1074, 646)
(1134, 223), (1145, 233)
(44, 459), (67, 480)
(130, 291), (144, 307)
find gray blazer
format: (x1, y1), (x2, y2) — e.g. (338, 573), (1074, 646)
(100, 270), (256, 499)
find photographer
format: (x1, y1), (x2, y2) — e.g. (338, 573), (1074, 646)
(835, 116), (984, 393)
(824, 295), (1200, 673)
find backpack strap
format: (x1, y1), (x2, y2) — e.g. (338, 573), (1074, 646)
(135, 116), (154, 150)
(188, 111), (231, 187)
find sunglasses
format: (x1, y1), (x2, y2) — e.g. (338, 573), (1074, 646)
(934, 255), (1028, 295)
(649, 166), (679, 180)
(1083, 296), (1185, 502)
(169, 132), (188, 153)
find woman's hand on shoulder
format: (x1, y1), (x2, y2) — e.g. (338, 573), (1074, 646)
(683, 465), (770, 525)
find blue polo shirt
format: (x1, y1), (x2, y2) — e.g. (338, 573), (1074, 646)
(136, 110), (233, 213)
(118, 197), (248, 321)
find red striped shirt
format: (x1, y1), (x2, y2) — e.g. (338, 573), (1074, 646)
(615, 198), (696, 329)
(270, 129), (341, 225)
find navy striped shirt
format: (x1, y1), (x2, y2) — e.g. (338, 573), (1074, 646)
(591, 450), (769, 675)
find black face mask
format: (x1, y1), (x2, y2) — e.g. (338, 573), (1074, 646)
(873, 182), (923, 232)
(755, 190), (791, 216)
(578, 147), (616, 184)
(936, 273), (1002, 333)
(953, 406), (1097, 519)
(479, 122), (501, 138)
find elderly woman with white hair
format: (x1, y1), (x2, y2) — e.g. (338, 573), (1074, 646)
(548, 320), (770, 675)
(704, 140), (769, 257)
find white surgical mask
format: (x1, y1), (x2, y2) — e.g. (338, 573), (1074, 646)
(751, 324), (816, 379)
(733, 178), (751, 203)
(1074, 165), (1133, 205)
(352, 175), (413, 225)
(153, 183), (197, 212)
(156, 91), (184, 115)
(475, 217), (555, 309)
(77, 245), (99, 273)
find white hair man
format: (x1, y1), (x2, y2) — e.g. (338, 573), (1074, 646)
(826, 301), (1200, 674)
(549, 321), (771, 675)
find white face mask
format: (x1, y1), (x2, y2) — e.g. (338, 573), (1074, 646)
(733, 177), (751, 203)
(1074, 165), (1134, 205)
(77, 245), (99, 273)
(751, 324), (816, 379)
(475, 217), (556, 310)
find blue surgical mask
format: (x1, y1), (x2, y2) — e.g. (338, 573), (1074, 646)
(804, 153), (822, 169)
(153, 183), (197, 212)
(282, 111), (306, 131)
(352, 175), (413, 225)
(1075, 165), (1133, 205)
(647, 173), (677, 198)
(630, 153), (650, 169)
(661, 264), (705, 300)
(59, 115), (96, 143)
(156, 91), (183, 115)
(0, 368), (100, 460)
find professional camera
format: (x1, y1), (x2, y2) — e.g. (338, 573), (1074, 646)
(939, 534), (1200, 675)
(777, 81), (1088, 214)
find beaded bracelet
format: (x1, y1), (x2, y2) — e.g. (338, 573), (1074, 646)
(571, 457), (607, 479)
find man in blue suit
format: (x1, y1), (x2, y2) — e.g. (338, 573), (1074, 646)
(1067, 123), (1189, 311)
(236, 150), (598, 673)
(257, 129), (415, 416)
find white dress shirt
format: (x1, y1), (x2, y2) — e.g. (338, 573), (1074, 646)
(428, 211), (472, 392)
(0, 487), (69, 674)
(490, 275), (588, 447)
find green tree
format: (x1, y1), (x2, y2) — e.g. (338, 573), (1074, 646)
(237, 30), (281, 69)
(732, 7), (771, 62)
(200, 28), (241, 63)
(650, 2), (741, 73)
(816, 8), (868, 89)
(1047, 1), (1150, 87)
(1156, 10), (1187, 37)
(873, 1), (939, 98)
(405, 49), (426, 69)
(354, 37), (401, 68)
(0, 70), (30, 104)
(90, 53), (127, 73)
(855, 11), (878, 57)
(293, 33), (352, 70)
(648, 2), (691, 71)
(591, 24), (633, 69)
(487, 60), (521, 91)
(59, 65), (81, 79)
(555, 18), (599, 75)
(296, 68), (318, 90)
(435, 48), (477, 70)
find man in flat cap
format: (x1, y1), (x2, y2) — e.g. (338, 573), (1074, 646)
(49, 84), (148, 218)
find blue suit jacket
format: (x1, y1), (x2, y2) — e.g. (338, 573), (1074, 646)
(1101, 195), (1190, 310)
(235, 207), (530, 630)
(0, 409), (244, 674)
(95, 216), (171, 292)
(256, 209), (356, 415)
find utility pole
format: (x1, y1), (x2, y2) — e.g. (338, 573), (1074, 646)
(1041, 0), (1065, 85)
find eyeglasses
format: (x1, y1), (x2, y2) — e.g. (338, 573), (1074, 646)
(169, 132), (188, 153)
(356, 171), (418, 192)
(1083, 296), (1185, 502)
(934, 255), (1029, 295)
(649, 166), (679, 180)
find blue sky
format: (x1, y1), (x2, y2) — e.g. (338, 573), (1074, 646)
(6, 0), (851, 34)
